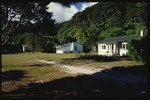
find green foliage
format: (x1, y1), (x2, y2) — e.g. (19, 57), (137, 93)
(2, 34), (26, 54)
(127, 40), (144, 62)
(55, 2), (148, 52)
(35, 35), (56, 53)
(134, 23), (148, 34)
(101, 27), (124, 38)
(126, 29), (135, 35)
(23, 32), (57, 53)
(24, 33), (36, 52)
(79, 53), (119, 62)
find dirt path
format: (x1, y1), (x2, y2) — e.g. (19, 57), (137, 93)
(37, 60), (103, 74)
(36, 60), (147, 85)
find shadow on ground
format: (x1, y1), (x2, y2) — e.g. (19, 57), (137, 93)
(1, 70), (27, 82)
(27, 64), (54, 67)
(60, 55), (131, 66)
(1, 65), (148, 100)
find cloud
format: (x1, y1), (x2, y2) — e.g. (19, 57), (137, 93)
(80, 2), (98, 12)
(46, 2), (78, 23)
(46, 2), (98, 23)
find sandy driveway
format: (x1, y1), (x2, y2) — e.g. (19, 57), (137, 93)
(37, 59), (147, 87)
(37, 60), (103, 74)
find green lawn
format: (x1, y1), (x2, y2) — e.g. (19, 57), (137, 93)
(2, 52), (144, 98)
(2, 53), (80, 92)
(2, 52), (79, 67)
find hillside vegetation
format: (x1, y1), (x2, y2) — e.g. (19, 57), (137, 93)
(56, 2), (147, 49)
(3, 2), (148, 53)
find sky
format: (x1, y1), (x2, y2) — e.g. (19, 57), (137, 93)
(46, 2), (98, 23)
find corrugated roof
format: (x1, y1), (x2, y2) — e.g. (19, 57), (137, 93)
(97, 34), (147, 44)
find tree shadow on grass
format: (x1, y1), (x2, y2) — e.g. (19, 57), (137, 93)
(61, 55), (132, 65)
(28, 64), (54, 67)
(1, 65), (148, 100)
(2, 70), (27, 82)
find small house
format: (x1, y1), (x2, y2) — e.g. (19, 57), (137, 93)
(22, 45), (39, 52)
(97, 30), (147, 56)
(22, 45), (29, 52)
(56, 42), (83, 53)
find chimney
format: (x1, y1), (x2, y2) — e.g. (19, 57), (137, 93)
(140, 30), (143, 37)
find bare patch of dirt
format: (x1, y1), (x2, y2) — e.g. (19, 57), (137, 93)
(37, 60), (103, 74)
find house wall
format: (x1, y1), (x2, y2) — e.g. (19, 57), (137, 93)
(56, 42), (83, 53)
(56, 49), (63, 53)
(56, 44), (72, 53)
(98, 44), (117, 56)
(72, 42), (83, 53)
(107, 44), (117, 56)
(22, 45), (30, 52)
(62, 45), (72, 53)
(56, 46), (63, 53)
(98, 44), (108, 55)
(98, 42), (128, 56)
(119, 42), (128, 56)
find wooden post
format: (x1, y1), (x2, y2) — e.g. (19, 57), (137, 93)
(114, 44), (116, 56)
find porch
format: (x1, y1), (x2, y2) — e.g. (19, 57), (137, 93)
(105, 43), (119, 56)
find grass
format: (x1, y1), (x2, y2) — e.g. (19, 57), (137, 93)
(2, 53), (80, 92)
(60, 53), (144, 68)
(2, 52), (143, 67)
(2, 52), (145, 98)
(2, 66), (72, 92)
(2, 52), (79, 67)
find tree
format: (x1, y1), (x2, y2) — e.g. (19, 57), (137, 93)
(24, 33), (36, 52)
(35, 34), (57, 53)
(56, 2), (148, 52)
(1, 2), (45, 45)
(1, 1), (75, 46)
(127, 38), (147, 64)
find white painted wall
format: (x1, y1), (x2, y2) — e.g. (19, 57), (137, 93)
(98, 42), (129, 56)
(56, 42), (83, 54)
(98, 44), (108, 55)
(62, 44), (72, 53)
(120, 49), (128, 56)
(72, 42), (83, 53)
(56, 50), (63, 53)
(120, 42), (128, 56)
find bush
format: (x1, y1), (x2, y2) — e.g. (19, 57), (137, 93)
(79, 53), (119, 62)
(127, 40), (145, 63)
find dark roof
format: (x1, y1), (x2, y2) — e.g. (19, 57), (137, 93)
(97, 34), (147, 44)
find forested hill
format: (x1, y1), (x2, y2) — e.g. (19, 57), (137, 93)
(56, 2), (148, 49)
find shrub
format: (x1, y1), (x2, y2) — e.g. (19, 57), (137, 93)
(79, 53), (119, 62)
(127, 40), (145, 63)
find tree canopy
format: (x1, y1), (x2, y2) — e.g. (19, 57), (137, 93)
(56, 2), (148, 50)
(1, 2), (148, 54)
(1, 1), (75, 46)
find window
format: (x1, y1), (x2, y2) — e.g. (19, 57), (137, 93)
(102, 45), (106, 49)
(103, 45), (106, 49)
(75, 46), (77, 51)
(57, 46), (62, 50)
(122, 44), (126, 49)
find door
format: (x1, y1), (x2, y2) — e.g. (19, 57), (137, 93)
(116, 43), (120, 56)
